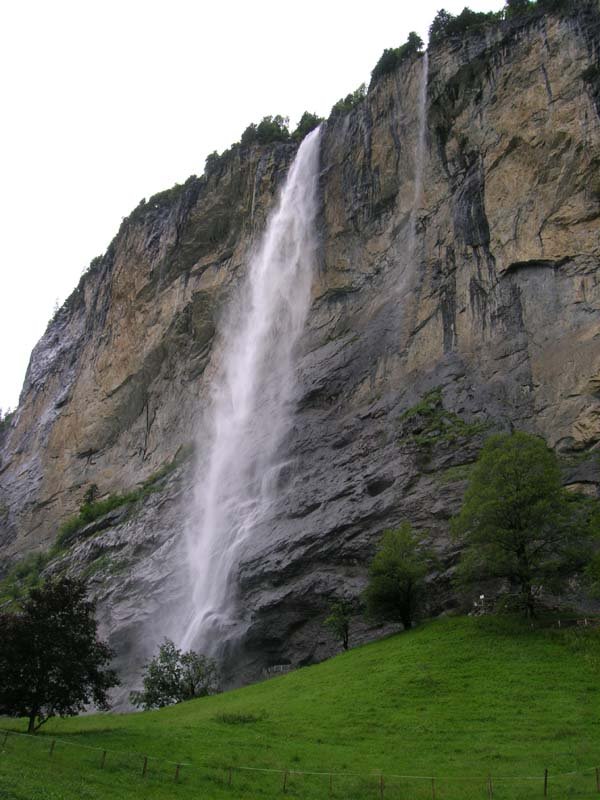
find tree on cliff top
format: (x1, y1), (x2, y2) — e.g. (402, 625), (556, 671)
(0, 577), (118, 733)
(370, 32), (424, 87)
(364, 524), (433, 630)
(452, 431), (598, 616)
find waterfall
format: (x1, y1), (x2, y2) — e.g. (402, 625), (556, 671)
(180, 127), (322, 653)
(408, 52), (429, 261)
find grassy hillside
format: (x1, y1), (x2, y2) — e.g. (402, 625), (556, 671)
(1, 616), (599, 799)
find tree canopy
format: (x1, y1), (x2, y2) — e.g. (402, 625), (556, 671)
(130, 639), (220, 710)
(324, 600), (355, 651)
(452, 431), (598, 616)
(0, 577), (118, 733)
(364, 523), (433, 630)
(370, 32), (424, 87)
(292, 111), (323, 142)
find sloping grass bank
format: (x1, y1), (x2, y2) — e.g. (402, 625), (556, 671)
(1, 616), (599, 799)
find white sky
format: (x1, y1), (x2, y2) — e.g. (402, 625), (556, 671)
(0, 0), (504, 412)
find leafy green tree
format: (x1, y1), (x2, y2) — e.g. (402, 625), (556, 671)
(240, 122), (258, 147)
(370, 32), (424, 86)
(452, 432), (597, 617)
(205, 150), (221, 174)
(324, 600), (355, 650)
(504, 0), (533, 17)
(0, 577), (118, 733)
(429, 9), (454, 43)
(130, 639), (219, 710)
(429, 7), (501, 44)
(330, 83), (367, 117)
(364, 523), (432, 630)
(292, 111), (323, 142)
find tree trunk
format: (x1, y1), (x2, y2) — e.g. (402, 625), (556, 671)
(522, 584), (535, 618)
(27, 711), (36, 734)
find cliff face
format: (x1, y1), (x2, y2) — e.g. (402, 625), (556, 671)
(1, 5), (600, 695)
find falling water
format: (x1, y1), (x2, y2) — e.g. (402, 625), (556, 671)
(180, 127), (322, 653)
(408, 52), (429, 260)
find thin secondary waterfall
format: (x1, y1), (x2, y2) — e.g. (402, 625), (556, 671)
(181, 127), (322, 653)
(408, 52), (429, 261)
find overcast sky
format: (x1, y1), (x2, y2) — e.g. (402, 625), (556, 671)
(0, 0), (505, 412)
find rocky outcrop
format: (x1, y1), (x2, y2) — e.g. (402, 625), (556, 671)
(1, 4), (599, 697)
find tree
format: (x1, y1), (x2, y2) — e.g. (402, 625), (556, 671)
(330, 83), (367, 117)
(504, 0), (533, 17)
(130, 639), (219, 710)
(324, 600), (355, 651)
(370, 32), (424, 87)
(364, 523), (432, 630)
(452, 431), (597, 616)
(0, 577), (118, 733)
(429, 9), (454, 43)
(292, 111), (323, 143)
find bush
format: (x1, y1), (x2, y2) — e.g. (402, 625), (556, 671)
(364, 523), (434, 630)
(330, 83), (367, 117)
(54, 447), (194, 552)
(370, 32), (424, 87)
(130, 639), (219, 710)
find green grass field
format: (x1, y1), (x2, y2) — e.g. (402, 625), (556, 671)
(1, 616), (599, 799)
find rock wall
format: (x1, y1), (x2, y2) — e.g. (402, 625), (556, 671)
(1, 4), (599, 696)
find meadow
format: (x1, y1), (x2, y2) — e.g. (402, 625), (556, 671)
(1, 616), (599, 799)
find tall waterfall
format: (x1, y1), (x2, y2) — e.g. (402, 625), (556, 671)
(181, 127), (322, 653)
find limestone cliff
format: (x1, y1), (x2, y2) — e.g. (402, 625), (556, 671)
(1, 4), (599, 695)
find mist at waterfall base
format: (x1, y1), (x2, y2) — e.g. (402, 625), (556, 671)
(179, 128), (322, 658)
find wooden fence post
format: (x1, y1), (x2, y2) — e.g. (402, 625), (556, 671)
(2, 731), (9, 749)
(488, 774), (494, 798)
(380, 773), (384, 799)
(431, 776), (436, 799)
(100, 750), (107, 769)
(49, 740), (56, 757)
(142, 756), (148, 777)
(329, 772), (333, 796)
(595, 766), (600, 793)
(544, 769), (548, 797)
(283, 770), (288, 793)
(174, 763), (181, 783)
